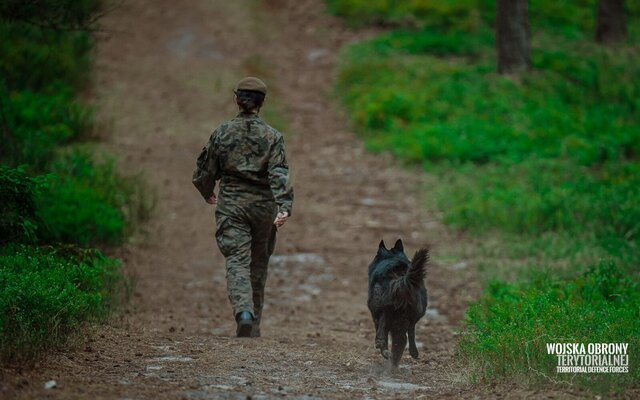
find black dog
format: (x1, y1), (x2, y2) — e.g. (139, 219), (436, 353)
(367, 239), (428, 366)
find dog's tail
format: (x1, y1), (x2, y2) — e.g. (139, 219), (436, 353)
(390, 247), (429, 308)
(408, 247), (429, 287)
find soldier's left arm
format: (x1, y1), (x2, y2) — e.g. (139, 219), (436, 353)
(192, 130), (220, 200)
(267, 135), (294, 216)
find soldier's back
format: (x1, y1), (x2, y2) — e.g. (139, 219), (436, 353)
(215, 113), (281, 202)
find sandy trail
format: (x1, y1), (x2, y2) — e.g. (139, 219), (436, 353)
(2, 1), (482, 398)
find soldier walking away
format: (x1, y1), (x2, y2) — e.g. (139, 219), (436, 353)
(192, 77), (294, 337)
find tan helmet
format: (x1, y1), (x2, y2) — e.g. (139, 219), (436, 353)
(234, 77), (267, 95)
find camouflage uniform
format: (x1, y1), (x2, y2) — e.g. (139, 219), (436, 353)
(192, 111), (293, 328)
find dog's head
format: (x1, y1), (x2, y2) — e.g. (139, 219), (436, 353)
(376, 239), (410, 262)
(369, 239), (411, 279)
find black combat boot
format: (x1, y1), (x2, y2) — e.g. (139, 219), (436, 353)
(250, 322), (260, 338)
(235, 311), (253, 338)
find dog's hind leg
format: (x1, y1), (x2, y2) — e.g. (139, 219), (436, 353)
(390, 328), (407, 367)
(373, 313), (380, 335)
(375, 315), (389, 359)
(408, 322), (419, 359)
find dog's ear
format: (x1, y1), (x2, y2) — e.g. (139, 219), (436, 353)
(378, 240), (387, 251)
(393, 239), (404, 252)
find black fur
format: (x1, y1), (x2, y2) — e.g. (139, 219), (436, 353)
(367, 239), (428, 366)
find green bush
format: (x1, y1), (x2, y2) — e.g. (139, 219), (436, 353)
(37, 175), (125, 247)
(437, 160), (640, 243)
(0, 9), (97, 171)
(335, 5), (640, 272)
(0, 1), (152, 249)
(0, 0), (102, 30)
(0, 0), (150, 364)
(0, 22), (93, 92)
(328, 0), (640, 39)
(364, 27), (494, 58)
(0, 245), (121, 362)
(326, 0), (490, 29)
(36, 151), (153, 246)
(337, 37), (639, 166)
(459, 261), (640, 391)
(0, 166), (46, 245)
(0, 88), (92, 170)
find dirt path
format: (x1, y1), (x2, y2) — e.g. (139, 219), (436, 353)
(3, 1), (484, 398)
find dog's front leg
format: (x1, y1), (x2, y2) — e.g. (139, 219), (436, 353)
(375, 315), (389, 359)
(390, 329), (408, 367)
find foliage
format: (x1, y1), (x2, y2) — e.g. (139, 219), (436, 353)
(436, 160), (640, 259)
(0, 22), (93, 92)
(0, 2), (152, 248)
(37, 150), (153, 246)
(459, 261), (640, 391)
(334, 1), (640, 267)
(338, 35), (639, 166)
(331, 0), (640, 391)
(328, 0), (640, 37)
(0, 245), (121, 362)
(0, 166), (46, 245)
(0, 0), (149, 363)
(0, 16), (95, 170)
(0, 0), (102, 31)
(1, 88), (92, 170)
(326, 0), (491, 29)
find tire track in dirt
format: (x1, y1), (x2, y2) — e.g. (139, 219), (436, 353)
(2, 1), (482, 398)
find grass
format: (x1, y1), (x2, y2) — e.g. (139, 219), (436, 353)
(0, 166), (45, 245)
(0, 245), (122, 363)
(459, 261), (640, 391)
(0, 16), (149, 249)
(330, 0), (640, 392)
(338, 34), (639, 166)
(38, 150), (153, 246)
(0, 160), (132, 363)
(1, 87), (93, 170)
(0, 1), (149, 362)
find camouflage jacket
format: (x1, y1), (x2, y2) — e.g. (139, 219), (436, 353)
(192, 112), (294, 215)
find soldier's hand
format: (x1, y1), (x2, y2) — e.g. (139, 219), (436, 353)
(206, 193), (217, 205)
(274, 211), (289, 227)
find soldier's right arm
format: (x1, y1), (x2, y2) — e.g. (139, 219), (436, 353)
(192, 130), (220, 200)
(267, 134), (294, 216)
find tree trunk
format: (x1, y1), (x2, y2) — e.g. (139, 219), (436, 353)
(596, 0), (626, 44)
(496, 0), (531, 74)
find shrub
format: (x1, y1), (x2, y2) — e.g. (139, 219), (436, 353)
(459, 261), (640, 391)
(0, 0), (151, 364)
(436, 160), (640, 249)
(328, 0), (640, 39)
(0, 11), (96, 171)
(0, 0), (102, 30)
(0, 166), (46, 245)
(0, 88), (92, 170)
(337, 38), (639, 166)
(326, 0), (490, 30)
(364, 27), (494, 58)
(37, 150), (153, 246)
(0, 22), (93, 92)
(0, 245), (121, 362)
(335, 6), (640, 271)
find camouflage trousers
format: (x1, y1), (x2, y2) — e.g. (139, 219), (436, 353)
(215, 200), (277, 326)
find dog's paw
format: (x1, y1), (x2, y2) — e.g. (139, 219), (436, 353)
(381, 349), (390, 359)
(409, 348), (419, 359)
